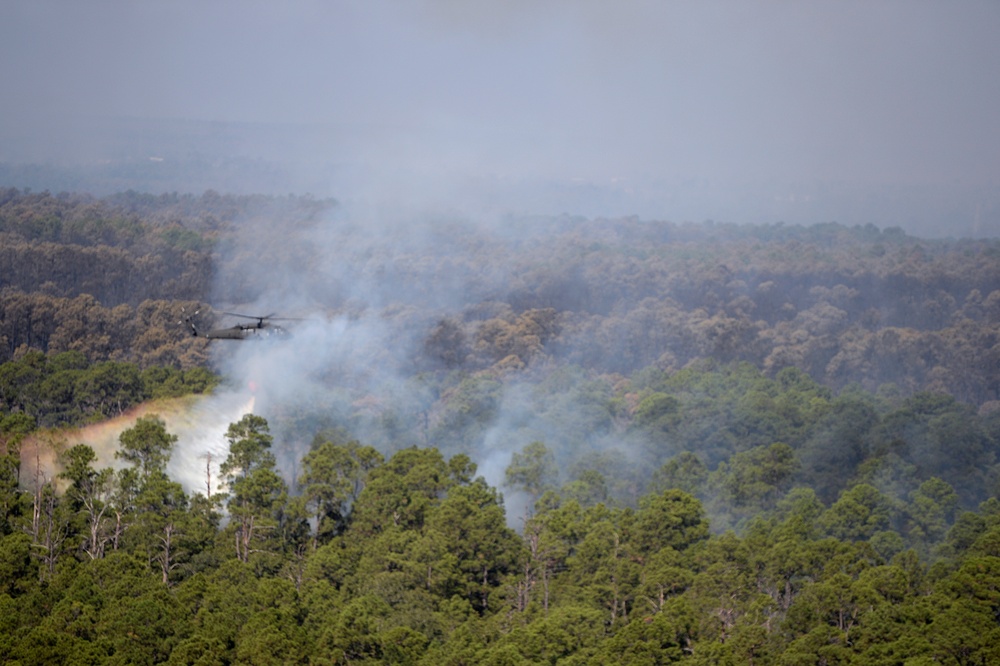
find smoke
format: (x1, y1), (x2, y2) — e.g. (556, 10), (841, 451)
(194, 199), (648, 513)
(20, 393), (254, 496)
(164, 392), (256, 496)
(201, 202), (463, 484)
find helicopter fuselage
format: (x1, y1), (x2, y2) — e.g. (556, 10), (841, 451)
(185, 312), (291, 340)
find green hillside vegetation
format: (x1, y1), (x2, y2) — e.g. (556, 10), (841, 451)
(1, 407), (1000, 664)
(0, 350), (217, 428)
(1, 187), (999, 662)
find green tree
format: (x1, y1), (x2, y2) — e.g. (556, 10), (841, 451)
(651, 452), (709, 498)
(632, 489), (710, 556)
(320, 594), (392, 664)
(25, 476), (69, 581)
(709, 442), (799, 530)
(505, 441), (558, 504)
(592, 597), (696, 665)
(819, 484), (895, 542)
(95, 562), (186, 664)
(571, 513), (642, 626)
(220, 414), (287, 563)
(560, 469), (610, 508)
(131, 472), (190, 584)
(505, 604), (607, 664)
(349, 447), (455, 538)
(220, 413), (275, 481)
(634, 391), (683, 463)
(0, 532), (35, 597)
(0, 413), (34, 532)
(299, 439), (382, 547)
(74, 361), (144, 419)
(116, 414), (176, 480)
(905, 477), (959, 558)
(424, 479), (524, 613)
(58, 444), (115, 560)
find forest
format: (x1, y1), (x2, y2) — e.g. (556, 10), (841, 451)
(1, 187), (1000, 664)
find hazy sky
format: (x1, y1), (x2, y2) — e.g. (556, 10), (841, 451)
(2, 1), (999, 229)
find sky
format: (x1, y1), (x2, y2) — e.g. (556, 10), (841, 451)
(2, 0), (999, 234)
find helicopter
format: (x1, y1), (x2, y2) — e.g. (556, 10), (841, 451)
(183, 311), (299, 340)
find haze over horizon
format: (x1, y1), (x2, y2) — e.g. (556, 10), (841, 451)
(2, 0), (999, 236)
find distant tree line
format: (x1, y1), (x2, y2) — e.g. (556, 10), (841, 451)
(2, 187), (999, 406)
(416, 219), (1000, 406)
(0, 187), (332, 308)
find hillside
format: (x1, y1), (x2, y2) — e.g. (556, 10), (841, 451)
(2, 188), (1000, 663)
(2, 188), (998, 403)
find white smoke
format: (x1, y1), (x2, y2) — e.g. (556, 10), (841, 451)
(166, 392), (256, 496)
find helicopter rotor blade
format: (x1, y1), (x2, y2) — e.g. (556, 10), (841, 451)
(223, 311), (277, 320)
(222, 312), (304, 322)
(178, 307), (200, 324)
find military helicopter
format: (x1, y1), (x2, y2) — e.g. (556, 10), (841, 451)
(183, 311), (299, 340)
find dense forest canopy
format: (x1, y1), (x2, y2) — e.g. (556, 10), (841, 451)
(2, 187), (998, 402)
(1, 187), (1000, 664)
